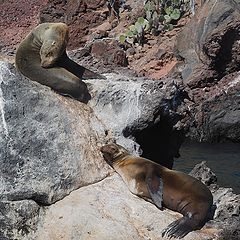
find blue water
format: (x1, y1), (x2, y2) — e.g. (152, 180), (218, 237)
(173, 141), (240, 194)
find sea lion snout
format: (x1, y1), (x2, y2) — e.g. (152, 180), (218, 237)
(100, 144), (118, 164)
(101, 143), (130, 166)
(41, 58), (55, 68)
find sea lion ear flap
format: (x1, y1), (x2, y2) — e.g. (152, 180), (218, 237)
(146, 173), (163, 210)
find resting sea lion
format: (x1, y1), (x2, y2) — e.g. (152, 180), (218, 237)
(100, 143), (213, 239)
(15, 22), (104, 103)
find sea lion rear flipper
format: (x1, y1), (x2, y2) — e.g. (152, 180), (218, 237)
(58, 52), (106, 80)
(162, 215), (195, 239)
(81, 68), (107, 80)
(146, 174), (163, 210)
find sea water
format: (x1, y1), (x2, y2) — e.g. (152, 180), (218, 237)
(174, 141), (240, 194)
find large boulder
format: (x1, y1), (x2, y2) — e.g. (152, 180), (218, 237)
(0, 60), (187, 239)
(186, 72), (240, 142)
(33, 173), (219, 240)
(0, 61), (110, 206)
(173, 0), (240, 142)
(175, 0), (240, 88)
(190, 161), (240, 240)
(0, 61), (239, 240)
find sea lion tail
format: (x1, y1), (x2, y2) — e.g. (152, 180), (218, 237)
(161, 215), (196, 239)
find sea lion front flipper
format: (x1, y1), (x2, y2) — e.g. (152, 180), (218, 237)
(146, 174), (163, 210)
(162, 214), (195, 239)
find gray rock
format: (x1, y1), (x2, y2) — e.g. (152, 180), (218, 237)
(0, 61), (110, 205)
(2, 60), (238, 240)
(211, 187), (240, 240)
(189, 161), (217, 186)
(86, 74), (187, 168)
(173, 0), (240, 143)
(189, 161), (240, 239)
(0, 200), (40, 240)
(213, 188), (240, 220)
(86, 73), (165, 151)
(33, 174), (219, 240)
(187, 73), (240, 142)
(0, 60), (187, 239)
(175, 0), (240, 87)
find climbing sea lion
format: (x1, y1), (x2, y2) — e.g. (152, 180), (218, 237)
(15, 22), (104, 103)
(100, 143), (213, 239)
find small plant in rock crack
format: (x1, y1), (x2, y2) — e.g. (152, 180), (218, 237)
(119, 17), (150, 46)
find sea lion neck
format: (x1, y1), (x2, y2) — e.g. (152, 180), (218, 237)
(113, 152), (130, 163)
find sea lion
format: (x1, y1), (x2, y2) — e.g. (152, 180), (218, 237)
(100, 143), (213, 239)
(15, 22), (104, 103)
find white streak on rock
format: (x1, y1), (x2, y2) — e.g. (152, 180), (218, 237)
(0, 61), (11, 138)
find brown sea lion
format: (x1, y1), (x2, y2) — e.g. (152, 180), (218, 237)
(15, 22), (104, 103)
(100, 143), (213, 239)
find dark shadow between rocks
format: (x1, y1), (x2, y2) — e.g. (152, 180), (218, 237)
(123, 117), (185, 169)
(208, 28), (240, 79)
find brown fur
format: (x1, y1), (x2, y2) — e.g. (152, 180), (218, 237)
(15, 22), (104, 103)
(101, 143), (213, 239)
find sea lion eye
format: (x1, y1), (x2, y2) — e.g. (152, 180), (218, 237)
(46, 51), (53, 57)
(110, 146), (117, 151)
(52, 41), (56, 46)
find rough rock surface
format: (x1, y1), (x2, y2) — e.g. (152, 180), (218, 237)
(86, 73), (190, 168)
(186, 72), (240, 142)
(175, 0), (240, 87)
(0, 60), (189, 239)
(173, 0), (240, 142)
(33, 174), (219, 240)
(0, 0), (48, 57)
(190, 161), (240, 240)
(0, 61), (110, 206)
(38, 0), (107, 49)
(189, 161), (218, 186)
(0, 200), (40, 240)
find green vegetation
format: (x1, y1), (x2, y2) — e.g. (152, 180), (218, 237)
(119, 0), (191, 46)
(119, 17), (150, 46)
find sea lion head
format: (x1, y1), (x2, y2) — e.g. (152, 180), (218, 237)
(40, 39), (67, 68)
(40, 24), (69, 68)
(100, 143), (129, 166)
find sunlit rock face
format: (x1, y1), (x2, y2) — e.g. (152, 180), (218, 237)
(33, 174), (219, 240)
(86, 73), (166, 154)
(0, 61), (239, 240)
(175, 0), (240, 87)
(173, 0), (240, 143)
(0, 61), (110, 206)
(0, 61), (186, 239)
(86, 73), (190, 168)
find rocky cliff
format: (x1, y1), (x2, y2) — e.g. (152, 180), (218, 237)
(1, 0), (239, 143)
(0, 0), (240, 239)
(0, 60), (239, 239)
